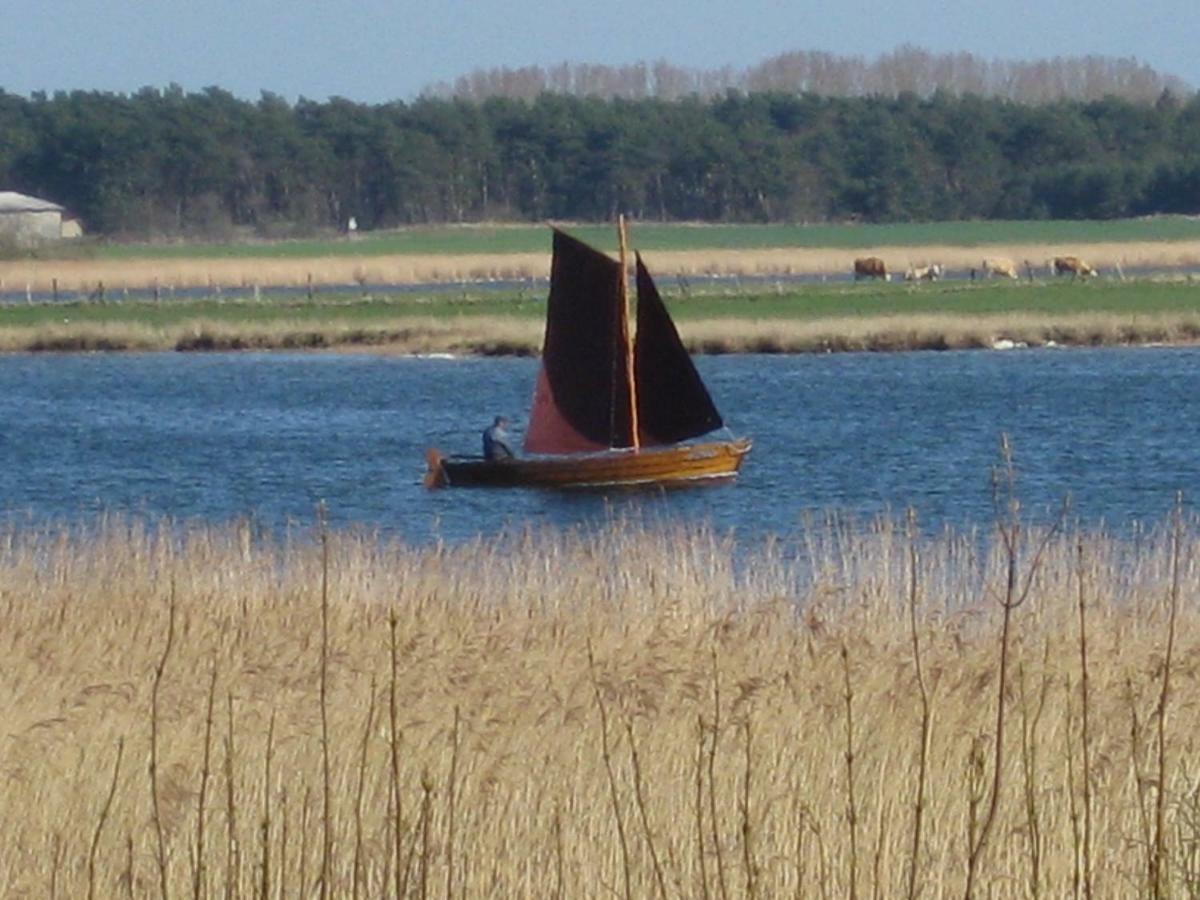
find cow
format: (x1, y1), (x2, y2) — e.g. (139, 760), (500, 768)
(981, 257), (1019, 280)
(904, 263), (943, 282)
(1052, 256), (1097, 279)
(853, 257), (891, 282)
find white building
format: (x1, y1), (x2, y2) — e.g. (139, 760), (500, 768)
(0, 191), (79, 244)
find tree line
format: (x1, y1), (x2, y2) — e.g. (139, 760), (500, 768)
(2, 85), (1200, 238)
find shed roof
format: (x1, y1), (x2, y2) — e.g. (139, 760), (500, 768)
(0, 191), (65, 214)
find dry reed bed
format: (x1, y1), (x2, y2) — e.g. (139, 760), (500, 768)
(3, 507), (1200, 897)
(4, 239), (1200, 292)
(5, 310), (1200, 356)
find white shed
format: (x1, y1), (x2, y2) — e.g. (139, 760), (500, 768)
(0, 191), (74, 244)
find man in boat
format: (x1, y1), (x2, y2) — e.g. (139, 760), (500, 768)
(482, 415), (516, 462)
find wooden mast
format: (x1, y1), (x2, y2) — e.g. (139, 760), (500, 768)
(617, 214), (640, 450)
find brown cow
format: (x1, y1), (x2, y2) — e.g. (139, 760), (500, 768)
(854, 257), (891, 282)
(1052, 256), (1097, 279)
(981, 257), (1019, 280)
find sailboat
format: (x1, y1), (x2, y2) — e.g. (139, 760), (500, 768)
(424, 221), (751, 489)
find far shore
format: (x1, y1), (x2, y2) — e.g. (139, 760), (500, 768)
(4, 310), (1200, 356)
(4, 239), (1200, 294)
(2, 273), (1199, 356)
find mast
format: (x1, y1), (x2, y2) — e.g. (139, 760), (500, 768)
(617, 215), (640, 451)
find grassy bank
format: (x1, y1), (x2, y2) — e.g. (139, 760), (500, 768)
(2, 278), (1200, 354)
(2, 509), (1199, 896)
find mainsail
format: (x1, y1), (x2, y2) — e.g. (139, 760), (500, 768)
(523, 229), (724, 456)
(524, 230), (633, 454)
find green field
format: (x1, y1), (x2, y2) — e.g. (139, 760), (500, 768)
(2, 278), (1197, 329)
(55, 216), (1200, 261)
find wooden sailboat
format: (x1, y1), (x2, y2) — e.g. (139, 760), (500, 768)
(424, 221), (751, 489)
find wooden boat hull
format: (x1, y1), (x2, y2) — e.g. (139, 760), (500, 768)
(425, 439), (751, 489)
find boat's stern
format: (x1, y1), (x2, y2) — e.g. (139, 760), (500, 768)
(423, 448), (448, 489)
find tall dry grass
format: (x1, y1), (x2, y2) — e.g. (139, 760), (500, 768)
(5, 239), (1200, 292)
(5, 504), (1200, 896)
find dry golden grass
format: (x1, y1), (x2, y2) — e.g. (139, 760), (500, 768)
(4, 508), (1200, 896)
(678, 311), (1200, 353)
(0, 316), (546, 355)
(4, 310), (1199, 355)
(4, 239), (1200, 291)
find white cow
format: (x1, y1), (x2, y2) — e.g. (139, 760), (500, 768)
(904, 263), (943, 282)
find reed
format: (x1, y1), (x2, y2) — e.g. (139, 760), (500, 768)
(4, 511), (1200, 896)
(4, 309), (1200, 356)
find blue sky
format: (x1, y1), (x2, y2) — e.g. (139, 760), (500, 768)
(3, 0), (1197, 102)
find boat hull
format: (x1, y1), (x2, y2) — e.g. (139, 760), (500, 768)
(425, 439), (751, 489)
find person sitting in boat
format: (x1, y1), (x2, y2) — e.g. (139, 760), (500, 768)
(482, 415), (516, 461)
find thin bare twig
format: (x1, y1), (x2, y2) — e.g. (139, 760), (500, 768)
(965, 435), (1067, 899)
(193, 661), (219, 900)
(318, 502), (332, 900)
(150, 583), (176, 900)
(1152, 495), (1185, 896)
(587, 639), (633, 900)
(842, 643), (859, 900)
(88, 737), (125, 900)
(626, 718), (669, 900)
(1075, 537), (1094, 900)
(905, 509), (931, 900)
(709, 647), (730, 900)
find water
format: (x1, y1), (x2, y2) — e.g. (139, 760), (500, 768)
(0, 347), (1197, 542)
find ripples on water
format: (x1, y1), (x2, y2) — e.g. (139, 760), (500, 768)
(0, 348), (1197, 543)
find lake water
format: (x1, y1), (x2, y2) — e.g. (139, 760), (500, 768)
(0, 348), (1197, 542)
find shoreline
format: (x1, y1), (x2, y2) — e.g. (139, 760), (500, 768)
(4, 310), (1200, 356)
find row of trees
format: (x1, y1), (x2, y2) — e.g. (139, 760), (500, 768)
(427, 47), (1191, 106)
(3, 85), (1200, 237)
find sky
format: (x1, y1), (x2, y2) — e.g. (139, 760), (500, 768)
(2, 0), (1198, 104)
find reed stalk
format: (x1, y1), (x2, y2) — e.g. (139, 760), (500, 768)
(626, 718), (669, 900)
(150, 584), (176, 900)
(224, 692), (237, 900)
(708, 648), (730, 900)
(587, 640), (633, 900)
(388, 610), (404, 900)
(1152, 497), (1185, 896)
(964, 437), (1064, 898)
(259, 709), (276, 900)
(695, 716), (711, 900)
(1075, 538), (1094, 900)
(905, 510), (931, 900)
(193, 662), (219, 900)
(352, 678), (377, 900)
(318, 504), (332, 900)
(445, 705), (460, 900)
(87, 737), (124, 900)
(419, 771), (433, 900)
(842, 643), (859, 900)
(740, 717), (758, 900)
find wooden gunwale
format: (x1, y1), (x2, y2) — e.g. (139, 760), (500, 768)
(429, 438), (750, 489)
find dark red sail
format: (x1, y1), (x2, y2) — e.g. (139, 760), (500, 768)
(634, 254), (723, 445)
(524, 229), (634, 454)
